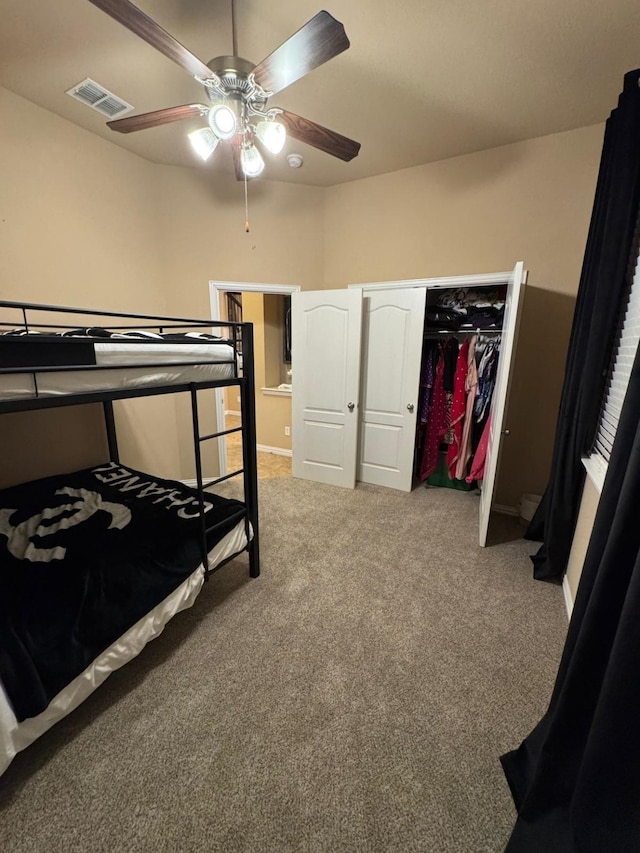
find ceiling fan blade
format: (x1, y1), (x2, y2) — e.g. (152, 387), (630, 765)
(252, 11), (349, 96)
(88, 0), (215, 79)
(107, 104), (208, 133)
(279, 110), (360, 162)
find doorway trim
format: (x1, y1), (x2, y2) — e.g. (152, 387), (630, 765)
(348, 270), (524, 293)
(209, 280), (301, 477)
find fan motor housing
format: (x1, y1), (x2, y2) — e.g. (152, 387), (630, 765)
(205, 55), (269, 113)
(206, 56), (255, 89)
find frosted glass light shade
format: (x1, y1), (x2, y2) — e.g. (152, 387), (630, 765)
(208, 103), (236, 139)
(240, 144), (265, 177)
(256, 120), (286, 154)
(188, 127), (219, 161)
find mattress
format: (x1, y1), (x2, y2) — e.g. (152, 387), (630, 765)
(0, 461), (252, 775)
(0, 335), (237, 402)
(0, 518), (249, 776)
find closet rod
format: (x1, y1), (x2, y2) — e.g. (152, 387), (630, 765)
(424, 328), (503, 337)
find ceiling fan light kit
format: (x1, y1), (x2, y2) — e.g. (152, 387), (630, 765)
(207, 102), (238, 140)
(256, 120), (287, 155)
(90, 0), (361, 184)
(240, 144), (265, 177)
(187, 127), (219, 162)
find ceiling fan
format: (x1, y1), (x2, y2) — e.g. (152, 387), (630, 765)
(88, 0), (361, 180)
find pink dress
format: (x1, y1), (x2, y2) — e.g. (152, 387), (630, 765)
(446, 339), (470, 478)
(419, 353), (447, 480)
(466, 413), (491, 482)
(455, 335), (478, 480)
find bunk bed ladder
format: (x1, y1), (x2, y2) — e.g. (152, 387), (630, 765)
(189, 321), (260, 580)
(103, 401), (119, 462)
(239, 323), (260, 579)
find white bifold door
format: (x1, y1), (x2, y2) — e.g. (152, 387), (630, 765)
(476, 261), (525, 546)
(292, 287), (425, 491)
(292, 262), (526, 546)
(291, 289), (363, 487)
(357, 288), (427, 491)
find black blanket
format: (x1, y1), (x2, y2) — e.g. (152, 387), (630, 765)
(0, 462), (246, 721)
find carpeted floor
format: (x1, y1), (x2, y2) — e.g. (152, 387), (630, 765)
(0, 478), (567, 853)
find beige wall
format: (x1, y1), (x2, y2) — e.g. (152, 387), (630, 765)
(0, 87), (320, 483)
(2, 85), (604, 510)
(0, 405), (108, 490)
(323, 125), (604, 506)
(263, 294), (289, 388)
(154, 166), (320, 474)
(156, 165), (324, 321)
(0, 89), (165, 312)
(242, 293), (291, 452)
(0, 86), (181, 485)
(221, 292), (292, 453)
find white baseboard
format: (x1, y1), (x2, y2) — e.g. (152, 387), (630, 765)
(562, 574), (574, 620)
(224, 409), (241, 417)
(180, 477), (239, 489)
(257, 444), (292, 457)
(181, 479), (200, 489)
(492, 503), (519, 517)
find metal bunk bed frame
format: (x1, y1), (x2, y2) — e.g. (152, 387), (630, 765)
(0, 299), (260, 579)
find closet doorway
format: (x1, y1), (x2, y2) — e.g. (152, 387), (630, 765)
(291, 264), (526, 546)
(210, 280), (300, 481)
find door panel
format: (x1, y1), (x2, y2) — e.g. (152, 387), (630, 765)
(358, 288), (427, 491)
(360, 423), (403, 470)
(292, 289), (362, 488)
(478, 261), (526, 546)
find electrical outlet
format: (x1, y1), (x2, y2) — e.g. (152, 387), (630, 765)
(284, 426), (291, 436)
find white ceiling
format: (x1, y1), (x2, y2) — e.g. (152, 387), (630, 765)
(1, 0), (640, 187)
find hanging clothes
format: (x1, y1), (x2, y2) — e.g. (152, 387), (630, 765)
(466, 412), (491, 482)
(419, 343), (449, 480)
(455, 335), (478, 480)
(441, 337), (459, 446)
(418, 340), (438, 424)
(446, 338), (470, 478)
(441, 337), (459, 392)
(474, 339), (500, 422)
(415, 340), (438, 480)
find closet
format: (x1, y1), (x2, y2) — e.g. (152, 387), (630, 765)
(415, 286), (505, 489)
(291, 263), (525, 545)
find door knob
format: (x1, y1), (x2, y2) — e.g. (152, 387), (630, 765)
(502, 428), (510, 436)
(407, 403), (415, 412)
(347, 402), (355, 411)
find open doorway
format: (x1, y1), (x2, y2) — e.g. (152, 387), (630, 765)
(210, 281), (300, 481)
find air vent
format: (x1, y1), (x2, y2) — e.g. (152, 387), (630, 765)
(66, 78), (134, 118)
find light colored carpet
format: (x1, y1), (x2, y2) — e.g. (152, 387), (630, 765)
(0, 478), (567, 852)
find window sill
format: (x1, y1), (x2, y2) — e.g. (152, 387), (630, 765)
(582, 454), (606, 494)
(261, 386), (292, 397)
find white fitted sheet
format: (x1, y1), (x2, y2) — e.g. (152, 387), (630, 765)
(0, 340), (237, 401)
(0, 517), (249, 776)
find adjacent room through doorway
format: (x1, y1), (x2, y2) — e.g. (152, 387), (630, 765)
(210, 281), (299, 482)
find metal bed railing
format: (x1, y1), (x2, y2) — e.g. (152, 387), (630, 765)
(0, 299), (260, 579)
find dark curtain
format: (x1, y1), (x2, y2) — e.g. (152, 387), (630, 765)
(525, 69), (640, 582)
(500, 331), (640, 851)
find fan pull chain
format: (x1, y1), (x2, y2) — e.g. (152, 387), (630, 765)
(244, 171), (250, 232)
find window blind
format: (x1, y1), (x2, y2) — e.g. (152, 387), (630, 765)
(593, 244), (640, 463)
